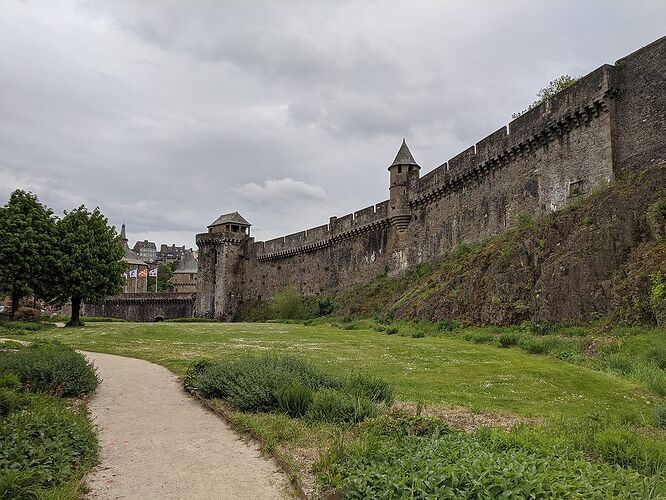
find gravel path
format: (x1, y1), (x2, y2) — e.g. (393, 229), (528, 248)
(82, 351), (292, 500)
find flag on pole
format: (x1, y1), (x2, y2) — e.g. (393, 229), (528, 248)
(149, 268), (157, 277)
(128, 269), (137, 278)
(138, 269), (148, 278)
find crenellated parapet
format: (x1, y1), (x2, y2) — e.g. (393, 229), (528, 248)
(253, 201), (390, 261)
(410, 64), (617, 207)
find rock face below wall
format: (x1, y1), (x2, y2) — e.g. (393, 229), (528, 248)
(338, 163), (666, 325)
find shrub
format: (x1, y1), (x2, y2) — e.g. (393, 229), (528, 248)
(650, 273), (666, 326)
(316, 297), (336, 317)
(469, 331), (495, 344)
(655, 402), (666, 429)
(275, 383), (313, 417)
(0, 388), (21, 417)
(0, 343), (99, 397)
(0, 321), (43, 332)
(347, 374), (394, 405)
(645, 346), (666, 370)
(385, 327), (399, 335)
(322, 426), (656, 499)
(411, 330), (426, 338)
(631, 363), (666, 396)
(0, 392), (97, 494)
(498, 332), (520, 348)
(271, 285), (307, 320)
(306, 389), (377, 424)
(13, 307), (40, 322)
(187, 355), (342, 412)
(0, 373), (20, 390)
(436, 319), (462, 332)
(166, 317), (218, 323)
(601, 352), (635, 375)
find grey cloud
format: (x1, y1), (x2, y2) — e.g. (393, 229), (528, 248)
(1, 0), (665, 247)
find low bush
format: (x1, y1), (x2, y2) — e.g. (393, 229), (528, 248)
(385, 327), (399, 335)
(320, 420), (661, 499)
(186, 355), (391, 424)
(166, 317), (218, 323)
(631, 363), (666, 396)
(186, 355), (342, 412)
(0, 321), (43, 332)
(498, 332), (520, 348)
(435, 319), (462, 332)
(0, 392), (97, 497)
(275, 383), (313, 418)
(13, 307), (40, 322)
(0, 342), (99, 397)
(468, 331), (495, 344)
(655, 402), (666, 429)
(80, 316), (126, 322)
(306, 389), (377, 424)
(411, 330), (426, 338)
(347, 374), (393, 405)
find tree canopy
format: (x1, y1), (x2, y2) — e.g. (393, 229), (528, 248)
(54, 206), (126, 326)
(0, 190), (57, 314)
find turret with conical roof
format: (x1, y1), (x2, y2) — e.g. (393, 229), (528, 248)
(388, 139), (420, 232)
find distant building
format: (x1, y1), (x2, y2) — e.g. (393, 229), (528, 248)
(170, 249), (198, 293)
(157, 244), (186, 264)
(133, 240), (157, 263)
(120, 224), (148, 293)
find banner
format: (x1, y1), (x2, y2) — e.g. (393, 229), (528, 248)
(128, 269), (137, 278)
(149, 268), (158, 277)
(138, 268), (148, 278)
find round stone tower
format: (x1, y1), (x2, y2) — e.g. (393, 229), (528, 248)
(195, 212), (251, 320)
(388, 139), (420, 232)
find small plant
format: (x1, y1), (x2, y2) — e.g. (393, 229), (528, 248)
(316, 297), (336, 317)
(347, 374), (394, 405)
(655, 401), (666, 429)
(275, 383), (313, 417)
(649, 273), (666, 326)
(13, 307), (41, 322)
(306, 389), (377, 424)
(498, 332), (520, 348)
(436, 319), (461, 332)
(385, 327), (399, 335)
(271, 285), (307, 320)
(411, 330), (426, 339)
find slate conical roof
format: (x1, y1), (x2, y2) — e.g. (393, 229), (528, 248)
(208, 211), (251, 228)
(389, 139), (420, 169)
(173, 249), (198, 274)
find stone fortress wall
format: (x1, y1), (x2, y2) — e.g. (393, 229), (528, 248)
(196, 36), (665, 320)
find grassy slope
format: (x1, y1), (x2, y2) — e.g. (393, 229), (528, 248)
(334, 163), (666, 325)
(9, 322), (655, 419)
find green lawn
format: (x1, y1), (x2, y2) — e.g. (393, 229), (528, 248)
(8, 321), (656, 419)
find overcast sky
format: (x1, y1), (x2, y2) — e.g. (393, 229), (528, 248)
(1, 1), (664, 247)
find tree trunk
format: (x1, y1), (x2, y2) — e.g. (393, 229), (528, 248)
(69, 297), (82, 327)
(10, 288), (20, 318)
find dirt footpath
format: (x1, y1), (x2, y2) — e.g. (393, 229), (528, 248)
(82, 351), (292, 500)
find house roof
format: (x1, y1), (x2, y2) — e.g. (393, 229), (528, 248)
(389, 139), (420, 169)
(173, 250), (198, 274)
(119, 223), (147, 266)
(208, 211), (251, 228)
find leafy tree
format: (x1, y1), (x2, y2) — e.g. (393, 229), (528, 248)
(513, 74), (579, 119)
(147, 262), (176, 292)
(54, 206), (126, 326)
(0, 190), (57, 316)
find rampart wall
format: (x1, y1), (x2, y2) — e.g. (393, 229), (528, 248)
(84, 293), (195, 322)
(196, 36), (666, 320)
